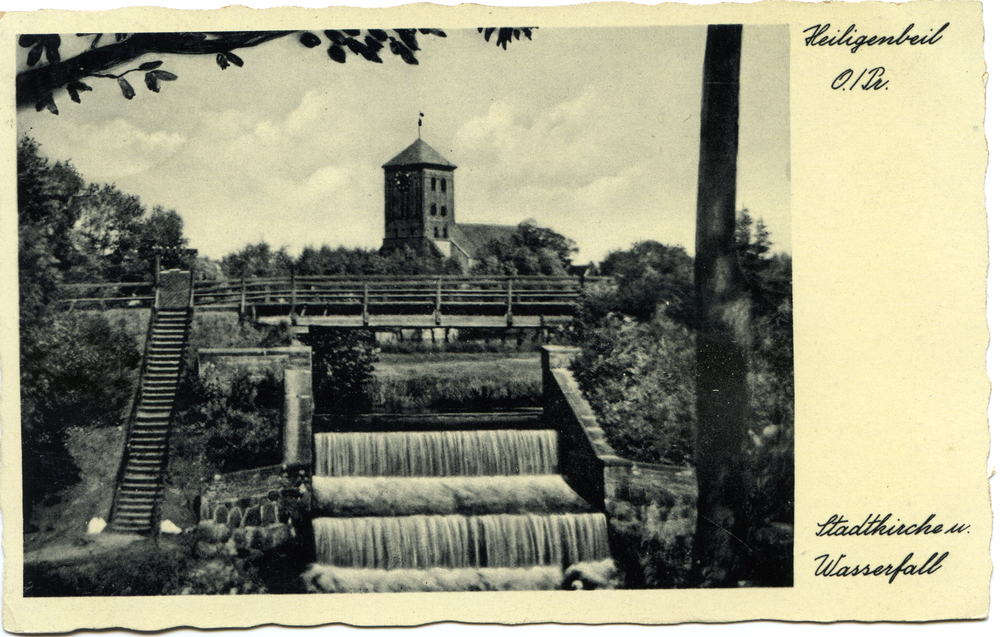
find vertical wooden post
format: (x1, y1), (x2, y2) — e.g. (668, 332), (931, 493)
(153, 252), (162, 309)
(188, 263), (196, 308)
(691, 24), (749, 588)
(240, 277), (247, 317)
(290, 267), (297, 317)
(435, 276), (442, 325)
(362, 283), (370, 326)
(506, 278), (514, 327)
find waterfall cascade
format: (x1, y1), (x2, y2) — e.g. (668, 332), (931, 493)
(308, 426), (613, 592)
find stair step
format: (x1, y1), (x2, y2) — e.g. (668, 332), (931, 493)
(118, 487), (160, 496)
(114, 512), (153, 521)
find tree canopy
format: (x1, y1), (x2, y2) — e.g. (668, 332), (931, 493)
(471, 220), (578, 276)
(17, 28), (535, 114)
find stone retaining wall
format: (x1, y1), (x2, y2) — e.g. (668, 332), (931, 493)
(196, 465), (310, 556)
(541, 345), (696, 511)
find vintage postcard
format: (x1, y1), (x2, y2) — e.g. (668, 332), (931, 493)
(0, 1), (991, 631)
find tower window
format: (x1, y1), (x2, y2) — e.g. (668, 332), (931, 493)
(431, 177), (437, 191)
(443, 226), (448, 239)
(431, 203), (437, 216)
(434, 227), (439, 238)
(441, 179), (447, 193)
(440, 206), (447, 218)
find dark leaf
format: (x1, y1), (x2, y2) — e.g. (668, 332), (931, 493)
(497, 28), (513, 49)
(514, 30), (520, 40)
(66, 81), (90, 103)
(390, 40), (418, 65)
(115, 33), (128, 42)
(343, 29), (361, 36)
(364, 36), (384, 52)
(90, 34), (102, 49)
(216, 52), (229, 70)
(324, 30), (345, 44)
(153, 70), (178, 81)
(522, 28), (533, 40)
(482, 27), (496, 42)
(19, 35), (37, 48)
(346, 37), (382, 63)
(35, 93), (58, 115)
(477, 28), (484, 34)
(144, 71), (160, 92)
(117, 77), (135, 100)
(418, 28), (447, 38)
(224, 51), (244, 67)
(139, 60), (163, 70)
(369, 29), (389, 41)
(44, 43), (61, 64)
(327, 44), (346, 63)
(26, 44), (43, 67)
(41, 35), (61, 48)
(394, 28), (420, 51)
(300, 32), (322, 48)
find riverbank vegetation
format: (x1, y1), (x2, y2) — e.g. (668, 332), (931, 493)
(570, 215), (793, 587)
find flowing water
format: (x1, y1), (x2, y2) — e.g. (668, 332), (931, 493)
(314, 429), (558, 477)
(313, 512), (610, 569)
(309, 426), (612, 590)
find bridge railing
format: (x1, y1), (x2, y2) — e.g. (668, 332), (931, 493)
(57, 275), (612, 316)
(56, 281), (156, 310)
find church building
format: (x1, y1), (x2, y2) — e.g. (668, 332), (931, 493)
(381, 138), (518, 271)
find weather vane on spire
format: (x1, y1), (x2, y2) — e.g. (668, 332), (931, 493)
(418, 112), (424, 138)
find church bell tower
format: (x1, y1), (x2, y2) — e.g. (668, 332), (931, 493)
(381, 138), (456, 254)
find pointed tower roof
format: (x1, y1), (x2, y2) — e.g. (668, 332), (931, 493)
(382, 138), (456, 170)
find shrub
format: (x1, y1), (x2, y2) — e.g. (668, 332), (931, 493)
(174, 369), (283, 475)
(302, 328), (378, 413)
(20, 312), (141, 526)
(572, 312), (696, 465)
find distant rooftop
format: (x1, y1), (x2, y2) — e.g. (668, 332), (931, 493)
(382, 138), (456, 170)
(451, 223), (520, 258)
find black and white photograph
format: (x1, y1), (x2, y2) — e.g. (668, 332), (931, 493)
(12, 18), (793, 599)
(2, 0), (997, 631)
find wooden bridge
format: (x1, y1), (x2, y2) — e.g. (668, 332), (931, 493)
(58, 274), (608, 329)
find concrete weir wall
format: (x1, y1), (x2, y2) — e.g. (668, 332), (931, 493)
(540, 345), (696, 513)
(198, 346), (314, 469)
(196, 346), (316, 553)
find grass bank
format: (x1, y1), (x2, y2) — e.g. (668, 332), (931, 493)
(366, 352), (542, 413)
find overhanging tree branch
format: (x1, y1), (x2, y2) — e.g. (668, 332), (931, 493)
(17, 31), (292, 110)
(17, 27), (535, 113)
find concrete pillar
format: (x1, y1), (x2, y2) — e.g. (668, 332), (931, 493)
(282, 367), (314, 469)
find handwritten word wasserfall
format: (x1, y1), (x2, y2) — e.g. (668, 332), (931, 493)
(804, 23), (949, 53)
(814, 552), (949, 583)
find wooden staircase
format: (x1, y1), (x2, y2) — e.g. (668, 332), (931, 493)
(108, 271), (193, 534)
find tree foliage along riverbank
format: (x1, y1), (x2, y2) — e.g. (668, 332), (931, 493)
(571, 214), (793, 587)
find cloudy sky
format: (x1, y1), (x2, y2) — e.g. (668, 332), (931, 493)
(17, 25), (789, 264)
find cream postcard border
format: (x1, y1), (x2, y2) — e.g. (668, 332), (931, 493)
(0, 1), (991, 631)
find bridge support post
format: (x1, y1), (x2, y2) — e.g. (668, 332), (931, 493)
(434, 277), (442, 326)
(362, 283), (370, 326)
(240, 278), (247, 318)
(506, 279), (514, 327)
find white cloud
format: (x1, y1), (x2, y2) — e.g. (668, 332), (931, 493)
(44, 118), (186, 181)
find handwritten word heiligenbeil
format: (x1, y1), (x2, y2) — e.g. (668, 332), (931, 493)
(816, 513), (970, 537)
(803, 23), (949, 53)
(814, 552), (949, 583)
